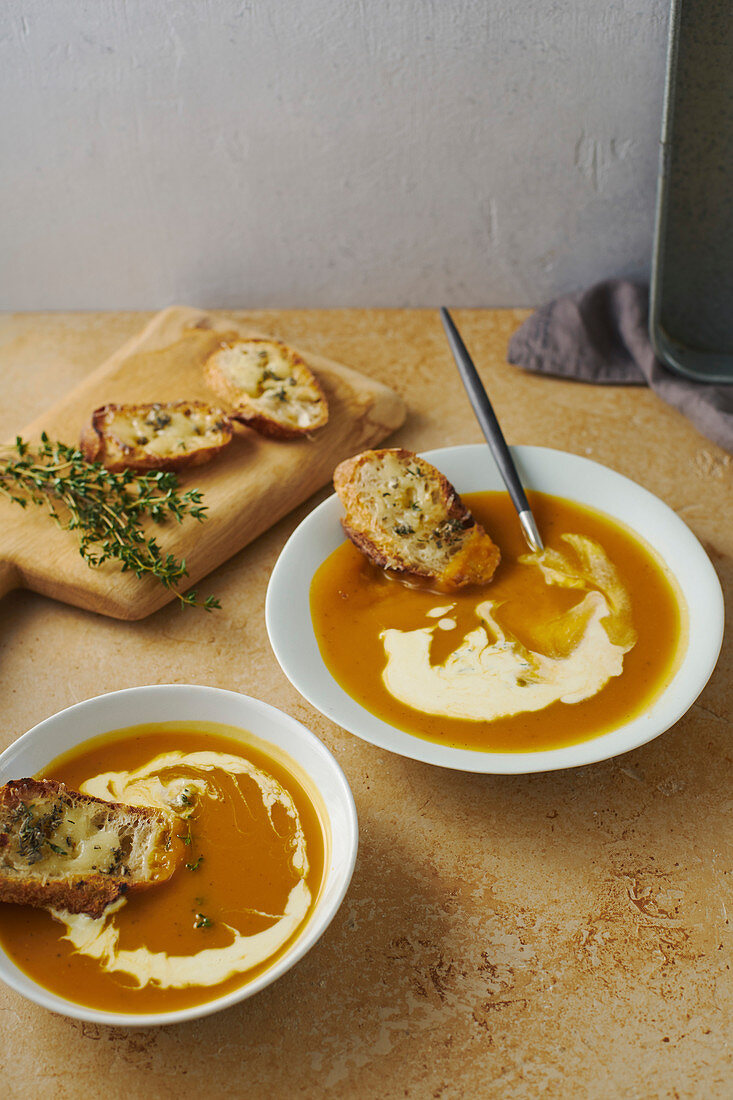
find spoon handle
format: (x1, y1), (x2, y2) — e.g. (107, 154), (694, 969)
(439, 307), (544, 552)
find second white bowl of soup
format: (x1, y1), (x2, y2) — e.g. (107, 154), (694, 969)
(0, 685), (358, 1025)
(266, 445), (723, 773)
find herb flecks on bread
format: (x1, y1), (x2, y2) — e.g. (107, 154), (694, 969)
(204, 339), (328, 439)
(80, 401), (233, 472)
(0, 778), (181, 917)
(333, 449), (501, 588)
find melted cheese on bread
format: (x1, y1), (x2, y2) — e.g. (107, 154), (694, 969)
(2, 799), (164, 880)
(206, 340), (327, 432)
(107, 404), (227, 457)
(0, 778), (178, 918)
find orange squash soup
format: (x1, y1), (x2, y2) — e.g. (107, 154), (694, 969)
(0, 723), (326, 1014)
(310, 491), (686, 753)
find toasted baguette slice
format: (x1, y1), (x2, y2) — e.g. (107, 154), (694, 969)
(333, 449), (501, 588)
(80, 400), (233, 472)
(0, 778), (181, 917)
(204, 338), (329, 439)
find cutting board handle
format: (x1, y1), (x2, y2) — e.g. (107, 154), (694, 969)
(0, 560), (20, 600)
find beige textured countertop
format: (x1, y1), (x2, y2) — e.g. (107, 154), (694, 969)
(0, 310), (731, 1099)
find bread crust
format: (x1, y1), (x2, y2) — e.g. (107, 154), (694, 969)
(0, 873), (123, 917)
(333, 448), (501, 588)
(0, 778), (179, 918)
(204, 338), (329, 439)
(80, 401), (233, 472)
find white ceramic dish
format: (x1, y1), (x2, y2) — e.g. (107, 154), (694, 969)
(266, 445), (724, 774)
(0, 684), (358, 1026)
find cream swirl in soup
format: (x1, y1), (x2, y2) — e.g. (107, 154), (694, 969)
(53, 752), (311, 990)
(380, 535), (637, 721)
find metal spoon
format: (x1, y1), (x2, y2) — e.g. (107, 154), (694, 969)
(440, 307), (544, 553)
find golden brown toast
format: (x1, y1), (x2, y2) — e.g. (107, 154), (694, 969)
(0, 778), (181, 917)
(80, 400), (233, 472)
(333, 448), (501, 588)
(204, 338), (329, 439)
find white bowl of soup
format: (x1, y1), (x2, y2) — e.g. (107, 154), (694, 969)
(266, 445), (724, 773)
(0, 684), (358, 1025)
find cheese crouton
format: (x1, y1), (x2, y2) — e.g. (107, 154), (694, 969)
(0, 778), (181, 917)
(80, 401), (233, 472)
(333, 448), (501, 588)
(204, 339), (328, 439)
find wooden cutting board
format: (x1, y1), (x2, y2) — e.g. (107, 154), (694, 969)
(0, 307), (406, 619)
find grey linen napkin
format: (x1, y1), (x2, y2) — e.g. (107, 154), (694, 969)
(507, 279), (733, 454)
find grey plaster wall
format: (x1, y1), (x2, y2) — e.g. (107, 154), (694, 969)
(1, 1), (669, 309)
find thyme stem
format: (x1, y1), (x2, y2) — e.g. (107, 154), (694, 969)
(0, 434), (220, 611)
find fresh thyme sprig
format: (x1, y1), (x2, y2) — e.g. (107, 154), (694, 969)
(0, 433), (220, 610)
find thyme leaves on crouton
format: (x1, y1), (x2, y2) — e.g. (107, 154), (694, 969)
(14, 800), (68, 864)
